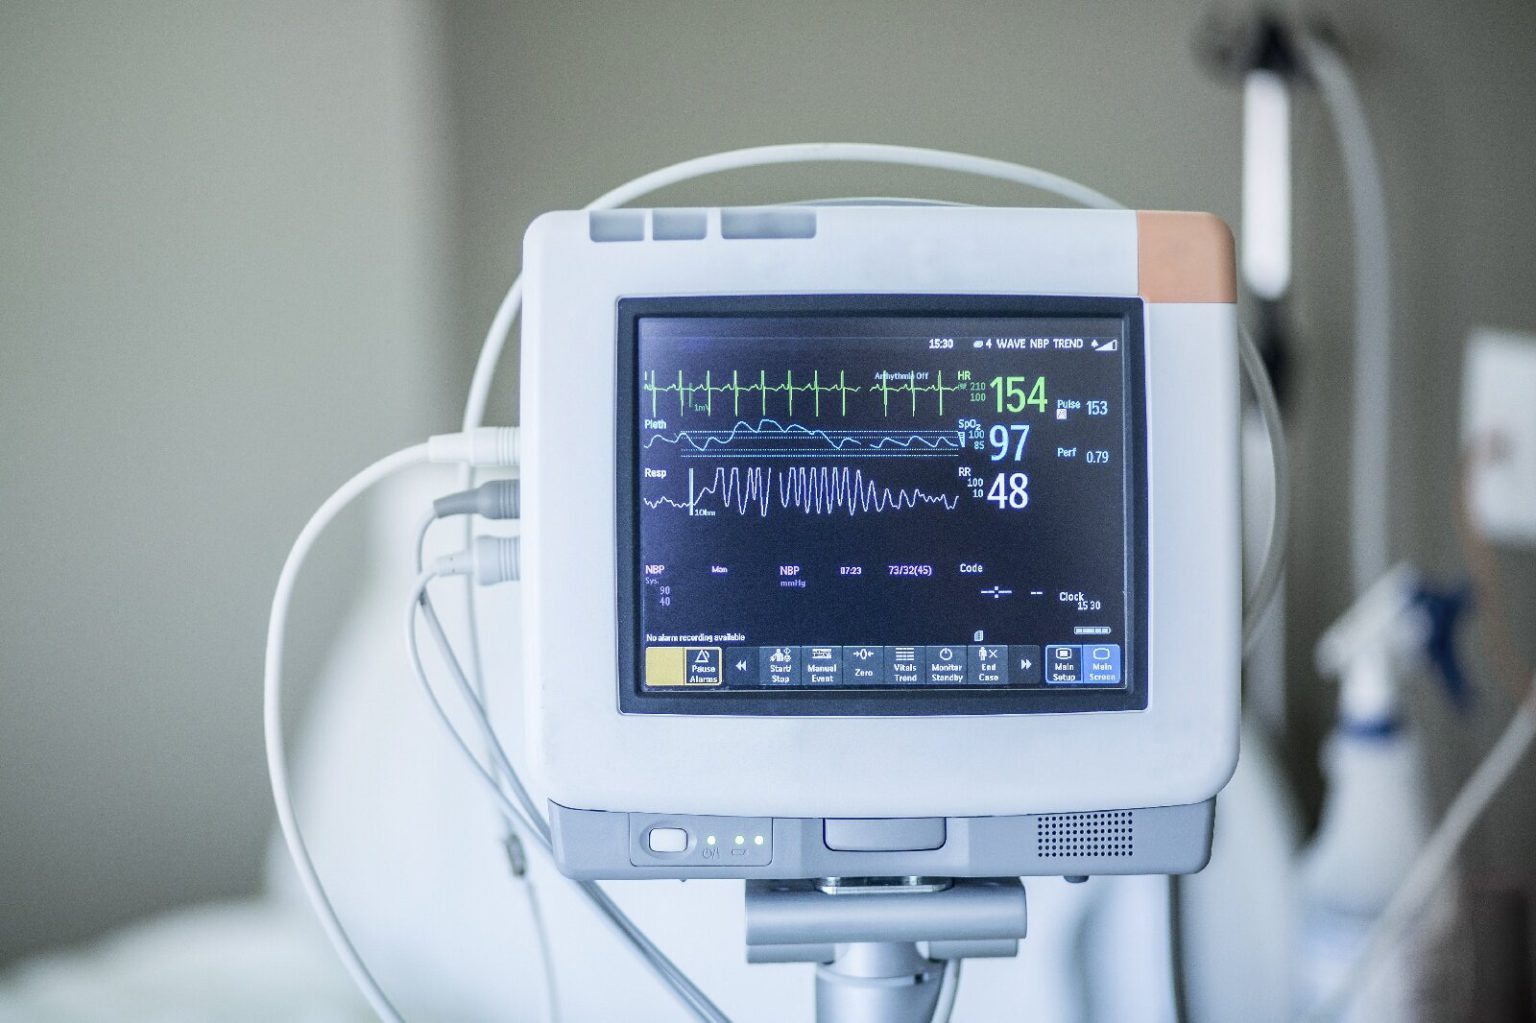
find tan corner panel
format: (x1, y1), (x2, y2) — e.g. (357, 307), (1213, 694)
(1137, 211), (1237, 304)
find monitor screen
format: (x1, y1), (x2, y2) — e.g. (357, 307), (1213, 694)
(617, 296), (1146, 715)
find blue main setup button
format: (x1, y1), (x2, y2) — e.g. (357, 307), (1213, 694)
(1081, 644), (1122, 685)
(1044, 644), (1081, 684)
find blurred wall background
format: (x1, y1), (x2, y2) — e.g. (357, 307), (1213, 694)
(2, 0), (1534, 979)
(0, 2), (456, 962)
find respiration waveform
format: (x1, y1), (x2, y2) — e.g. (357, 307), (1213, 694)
(642, 419), (964, 457)
(644, 466), (962, 517)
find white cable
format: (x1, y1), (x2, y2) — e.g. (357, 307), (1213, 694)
(404, 577), (566, 1023)
(407, 571), (730, 1023)
(265, 430), (518, 1023)
(405, 573), (540, 834)
(931, 958), (962, 1023)
(420, 508), (561, 1023)
(410, 570), (549, 844)
(1306, 673), (1536, 1020)
(416, 517), (561, 1023)
(265, 443), (429, 1023)
(414, 509), (435, 575)
(1240, 325), (1291, 648)
(585, 141), (1125, 215)
(415, 513), (545, 840)
(413, 578), (727, 1021)
(521, 879), (563, 1023)
(1298, 35), (1393, 595)
(569, 878), (730, 1023)
(420, 509), (724, 1019)
(417, 513), (539, 832)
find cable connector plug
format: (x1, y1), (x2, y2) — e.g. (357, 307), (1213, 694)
(432, 479), (520, 520)
(435, 536), (520, 586)
(427, 427), (520, 468)
(502, 830), (529, 878)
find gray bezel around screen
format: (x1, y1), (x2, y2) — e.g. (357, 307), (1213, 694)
(615, 294), (1148, 717)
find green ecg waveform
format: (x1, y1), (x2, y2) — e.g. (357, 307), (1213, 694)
(645, 369), (974, 417)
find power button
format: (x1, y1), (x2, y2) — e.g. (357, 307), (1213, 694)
(647, 827), (688, 853)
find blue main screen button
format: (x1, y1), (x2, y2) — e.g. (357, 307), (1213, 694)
(1082, 644), (1122, 685)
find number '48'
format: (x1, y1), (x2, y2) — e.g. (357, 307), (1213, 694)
(987, 472), (1029, 509)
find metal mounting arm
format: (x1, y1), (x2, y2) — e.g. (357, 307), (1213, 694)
(744, 877), (1028, 1023)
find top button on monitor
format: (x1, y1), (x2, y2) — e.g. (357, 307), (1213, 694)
(823, 817), (946, 852)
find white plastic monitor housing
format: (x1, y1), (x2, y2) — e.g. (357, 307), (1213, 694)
(520, 205), (1241, 879)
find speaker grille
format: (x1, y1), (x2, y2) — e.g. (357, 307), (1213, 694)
(1035, 810), (1134, 859)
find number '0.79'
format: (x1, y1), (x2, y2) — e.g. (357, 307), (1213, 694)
(989, 376), (1047, 414)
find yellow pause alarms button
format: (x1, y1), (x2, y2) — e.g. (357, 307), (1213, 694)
(645, 646), (723, 687)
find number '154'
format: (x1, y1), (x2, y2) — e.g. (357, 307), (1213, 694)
(989, 375), (1047, 413)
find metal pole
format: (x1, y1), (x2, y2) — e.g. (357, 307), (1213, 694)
(816, 941), (944, 1023)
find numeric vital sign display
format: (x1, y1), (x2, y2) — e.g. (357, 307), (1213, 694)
(623, 300), (1145, 711)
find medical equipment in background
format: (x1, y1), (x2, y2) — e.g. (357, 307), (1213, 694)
(1199, 13), (1391, 597)
(1298, 567), (1467, 1022)
(1462, 329), (1536, 550)
(1205, 13), (1536, 1021)
(1198, 10), (1296, 391)
(1205, 13), (1423, 1019)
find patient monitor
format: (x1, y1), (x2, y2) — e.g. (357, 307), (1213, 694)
(520, 204), (1240, 882)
